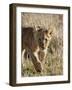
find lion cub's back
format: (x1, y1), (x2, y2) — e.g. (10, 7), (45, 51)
(22, 27), (38, 52)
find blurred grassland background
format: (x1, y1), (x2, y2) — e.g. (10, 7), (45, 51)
(21, 13), (63, 77)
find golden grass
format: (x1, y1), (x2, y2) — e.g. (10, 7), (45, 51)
(21, 13), (63, 77)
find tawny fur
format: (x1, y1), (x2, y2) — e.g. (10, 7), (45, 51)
(22, 26), (55, 72)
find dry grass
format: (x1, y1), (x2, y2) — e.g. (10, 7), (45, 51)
(21, 13), (63, 77)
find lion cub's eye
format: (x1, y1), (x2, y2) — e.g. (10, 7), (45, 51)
(45, 38), (47, 42)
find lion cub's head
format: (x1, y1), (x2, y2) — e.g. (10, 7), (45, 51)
(37, 26), (55, 50)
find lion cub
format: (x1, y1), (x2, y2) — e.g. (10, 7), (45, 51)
(22, 26), (55, 72)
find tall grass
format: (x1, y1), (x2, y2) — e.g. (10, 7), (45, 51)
(21, 13), (63, 77)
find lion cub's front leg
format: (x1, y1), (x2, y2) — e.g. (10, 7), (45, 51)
(31, 51), (43, 72)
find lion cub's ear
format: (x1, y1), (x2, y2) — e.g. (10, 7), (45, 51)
(47, 26), (56, 37)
